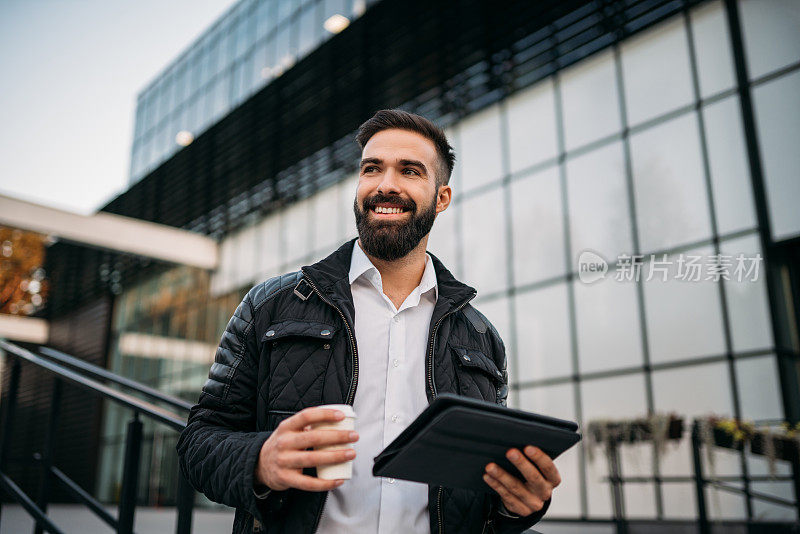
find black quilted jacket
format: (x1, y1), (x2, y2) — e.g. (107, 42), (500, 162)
(177, 239), (549, 533)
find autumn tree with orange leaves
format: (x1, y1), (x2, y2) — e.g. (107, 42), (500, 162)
(0, 226), (49, 315)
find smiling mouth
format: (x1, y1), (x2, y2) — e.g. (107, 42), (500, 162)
(371, 205), (411, 215)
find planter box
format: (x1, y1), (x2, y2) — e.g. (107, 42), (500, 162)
(589, 418), (684, 445)
(750, 433), (800, 462)
(712, 427), (745, 452)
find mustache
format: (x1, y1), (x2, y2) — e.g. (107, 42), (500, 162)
(362, 193), (416, 212)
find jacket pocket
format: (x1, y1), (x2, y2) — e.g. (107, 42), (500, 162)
(264, 319), (339, 410)
(451, 345), (505, 402)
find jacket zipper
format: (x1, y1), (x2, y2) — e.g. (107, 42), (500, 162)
(300, 272), (359, 534)
(426, 291), (476, 534)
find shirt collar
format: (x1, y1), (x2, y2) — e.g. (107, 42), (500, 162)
(349, 240), (438, 300)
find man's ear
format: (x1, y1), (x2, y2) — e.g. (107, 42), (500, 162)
(436, 184), (452, 214)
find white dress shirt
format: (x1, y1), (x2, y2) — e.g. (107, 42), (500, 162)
(317, 241), (436, 533)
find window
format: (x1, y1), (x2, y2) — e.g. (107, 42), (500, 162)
(621, 17), (694, 126)
(505, 78), (558, 173)
(736, 355), (783, 421)
(752, 70), (800, 241)
(689, 1), (736, 98)
(739, 0), (800, 80)
(509, 166), (566, 285)
(514, 284), (572, 382)
(574, 275), (643, 374)
(560, 48), (622, 151)
(458, 104), (504, 192)
(629, 112), (712, 253)
(461, 188), (508, 295)
(642, 245), (726, 364)
(720, 233), (773, 352)
(566, 141), (632, 268)
(702, 96), (757, 235)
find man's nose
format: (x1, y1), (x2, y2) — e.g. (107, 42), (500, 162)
(376, 168), (402, 195)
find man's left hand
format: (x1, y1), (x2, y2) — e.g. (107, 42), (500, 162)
(483, 446), (561, 517)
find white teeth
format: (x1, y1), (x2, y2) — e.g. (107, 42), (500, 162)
(375, 206), (404, 214)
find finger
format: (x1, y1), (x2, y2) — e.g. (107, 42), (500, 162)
(279, 448), (356, 468)
(486, 463), (545, 512)
(523, 446), (561, 487)
(282, 471), (345, 492)
(288, 429), (359, 450)
(483, 473), (531, 516)
(505, 448), (547, 488)
(279, 407), (346, 432)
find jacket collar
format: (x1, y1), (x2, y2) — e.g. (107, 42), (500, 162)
(301, 238), (476, 310)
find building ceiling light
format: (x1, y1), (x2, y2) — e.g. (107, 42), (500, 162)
(175, 130), (194, 146)
(324, 14), (350, 34)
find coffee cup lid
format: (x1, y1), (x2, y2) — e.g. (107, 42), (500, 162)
(318, 403), (356, 418)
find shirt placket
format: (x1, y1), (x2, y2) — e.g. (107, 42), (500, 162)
(377, 308), (405, 533)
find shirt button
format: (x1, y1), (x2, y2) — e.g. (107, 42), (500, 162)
(393, 316), (400, 323)
(388, 478), (396, 484)
(391, 414), (398, 422)
(393, 359), (399, 367)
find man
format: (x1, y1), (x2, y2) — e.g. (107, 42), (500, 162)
(177, 110), (561, 533)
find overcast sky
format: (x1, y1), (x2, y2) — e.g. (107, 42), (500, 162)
(0, 0), (238, 215)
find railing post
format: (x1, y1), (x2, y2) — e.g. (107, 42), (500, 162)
(0, 357), (22, 528)
(691, 421), (710, 534)
(118, 413), (143, 534)
(175, 470), (194, 534)
(606, 440), (627, 534)
(33, 378), (63, 534)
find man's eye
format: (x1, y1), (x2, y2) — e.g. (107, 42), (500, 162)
(363, 166), (378, 173)
(403, 168), (420, 176)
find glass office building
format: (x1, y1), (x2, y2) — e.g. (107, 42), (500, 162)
(129, 0), (371, 184)
(80, 0), (800, 527)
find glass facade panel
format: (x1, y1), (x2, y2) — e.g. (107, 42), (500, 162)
(643, 245), (726, 364)
(736, 355), (783, 421)
(574, 275), (643, 374)
(514, 284), (572, 383)
(629, 112), (712, 253)
(509, 166), (565, 286)
(505, 79), (558, 173)
(458, 104), (504, 193)
(702, 95), (757, 235)
(739, 0), (800, 80)
(283, 197), (313, 263)
(566, 141), (631, 268)
(689, 0), (736, 98)
(621, 17), (694, 126)
(461, 188), (507, 295)
(560, 49), (621, 151)
(720, 233), (773, 352)
(752, 69), (800, 241)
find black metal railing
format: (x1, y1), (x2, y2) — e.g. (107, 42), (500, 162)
(0, 339), (195, 534)
(595, 417), (800, 534)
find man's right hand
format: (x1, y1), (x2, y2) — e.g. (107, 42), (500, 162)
(255, 407), (359, 492)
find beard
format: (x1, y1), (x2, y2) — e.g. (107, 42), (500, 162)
(353, 190), (438, 261)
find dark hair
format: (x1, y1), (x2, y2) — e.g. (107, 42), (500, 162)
(355, 109), (456, 187)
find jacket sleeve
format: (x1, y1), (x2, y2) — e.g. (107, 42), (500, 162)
(483, 319), (551, 534)
(175, 288), (281, 523)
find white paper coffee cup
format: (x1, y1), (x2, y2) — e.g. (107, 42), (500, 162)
(312, 404), (357, 480)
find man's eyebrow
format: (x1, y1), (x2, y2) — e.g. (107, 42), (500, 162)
(398, 159), (428, 174)
(360, 157), (382, 167)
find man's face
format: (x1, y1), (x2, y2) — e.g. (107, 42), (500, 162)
(353, 129), (451, 261)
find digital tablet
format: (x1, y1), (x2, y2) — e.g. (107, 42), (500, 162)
(373, 393), (581, 492)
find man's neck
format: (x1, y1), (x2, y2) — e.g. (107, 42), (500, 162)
(357, 237), (430, 309)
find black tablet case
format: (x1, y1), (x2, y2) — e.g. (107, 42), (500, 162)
(372, 394), (581, 492)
